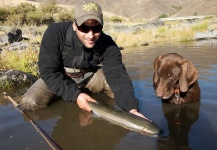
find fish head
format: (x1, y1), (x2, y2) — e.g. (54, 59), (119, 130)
(141, 128), (164, 137)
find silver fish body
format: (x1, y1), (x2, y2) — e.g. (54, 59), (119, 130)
(89, 101), (163, 136)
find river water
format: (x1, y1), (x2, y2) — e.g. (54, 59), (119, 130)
(0, 40), (217, 150)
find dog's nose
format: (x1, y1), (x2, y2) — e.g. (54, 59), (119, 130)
(156, 92), (164, 98)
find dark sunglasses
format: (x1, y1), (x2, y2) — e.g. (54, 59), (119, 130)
(76, 23), (102, 33)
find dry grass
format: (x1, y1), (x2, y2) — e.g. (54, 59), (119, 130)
(0, 49), (39, 76)
(107, 19), (213, 47)
(109, 25), (194, 47)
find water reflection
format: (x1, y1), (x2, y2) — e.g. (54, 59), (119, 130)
(158, 102), (200, 150)
(25, 94), (130, 150)
(114, 132), (158, 150)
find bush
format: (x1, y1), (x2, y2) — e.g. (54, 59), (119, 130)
(4, 3), (37, 25)
(110, 16), (123, 23)
(41, 14), (55, 25)
(15, 3), (37, 14)
(157, 26), (167, 34)
(191, 21), (208, 32)
(39, 0), (59, 17)
(0, 7), (9, 22)
(158, 13), (168, 18)
(56, 11), (74, 22)
(6, 14), (24, 26)
(0, 2), (58, 26)
(171, 5), (182, 10)
(194, 12), (198, 16)
(26, 11), (44, 26)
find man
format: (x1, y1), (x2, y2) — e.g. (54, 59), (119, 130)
(21, 0), (145, 118)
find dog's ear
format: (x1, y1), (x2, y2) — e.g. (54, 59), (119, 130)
(153, 55), (161, 71)
(179, 61), (199, 92)
(153, 72), (158, 83)
(153, 55), (162, 83)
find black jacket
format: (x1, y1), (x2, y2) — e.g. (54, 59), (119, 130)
(38, 21), (139, 111)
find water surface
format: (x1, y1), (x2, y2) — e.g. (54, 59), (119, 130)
(0, 40), (217, 150)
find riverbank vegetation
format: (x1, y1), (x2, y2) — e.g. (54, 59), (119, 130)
(0, 49), (39, 76)
(109, 20), (212, 47)
(1, 2), (217, 76)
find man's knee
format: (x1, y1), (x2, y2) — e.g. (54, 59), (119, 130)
(104, 80), (114, 98)
(20, 78), (58, 110)
(85, 69), (114, 98)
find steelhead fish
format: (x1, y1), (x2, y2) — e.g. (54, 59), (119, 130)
(88, 101), (164, 137)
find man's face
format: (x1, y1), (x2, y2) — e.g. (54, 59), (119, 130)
(73, 19), (102, 48)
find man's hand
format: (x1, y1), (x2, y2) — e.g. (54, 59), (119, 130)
(76, 93), (96, 111)
(129, 109), (152, 122)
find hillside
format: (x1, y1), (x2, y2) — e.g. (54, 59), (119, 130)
(1, 0), (217, 20)
(27, 0), (217, 20)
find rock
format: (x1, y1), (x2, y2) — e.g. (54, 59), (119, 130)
(2, 41), (40, 51)
(195, 30), (217, 40)
(141, 42), (149, 46)
(11, 28), (23, 42)
(0, 69), (38, 84)
(146, 19), (165, 28)
(7, 32), (15, 43)
(7, 42), (29, 51)
(0, 28), (29, 45)
(0, 35), (10, 43)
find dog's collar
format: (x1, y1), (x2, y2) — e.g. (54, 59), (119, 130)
(174, 84), (180, 103)
(174, 85), (181, 126)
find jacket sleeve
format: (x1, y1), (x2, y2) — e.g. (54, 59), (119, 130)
(101, 37), (139, 112)
(38, 24), (81, 102)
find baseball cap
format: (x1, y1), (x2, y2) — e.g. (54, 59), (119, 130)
(74, 1), (103, 26)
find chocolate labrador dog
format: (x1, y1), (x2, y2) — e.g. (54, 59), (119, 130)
(153, 53), (200, 104)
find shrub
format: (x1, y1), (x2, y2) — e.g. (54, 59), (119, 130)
(157, 26), (167, 34)
(39, 0), (59, 17)
(40, 14), (55, 25)
(26, 10), (55, 26)
(191, 21), (208, 32)
(158, 13), (168, 18)
(110, 16), (123, 23)
(6, 14), (24, 26)
(171, 5), (182, 10)
(56, 11), (74, 22)
(5, 3), (37, 25)
(194, 12), (198, 16)
(15, 3), (37, 14)
(26, 11), (44, 26)
(0, 7), (9, 22)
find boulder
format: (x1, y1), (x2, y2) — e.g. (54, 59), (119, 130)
(0, 28), (29, 45)
(195, 30), (217, 40)
(0, 69), (38, 84)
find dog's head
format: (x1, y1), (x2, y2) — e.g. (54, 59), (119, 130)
(153, 53), (198, 99)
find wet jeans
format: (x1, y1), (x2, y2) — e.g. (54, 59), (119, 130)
(20, 69), (114, 110)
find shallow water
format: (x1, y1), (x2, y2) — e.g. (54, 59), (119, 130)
(1, 40), (217, 150)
